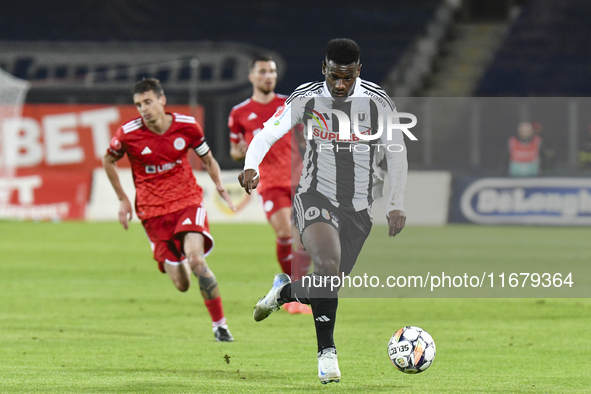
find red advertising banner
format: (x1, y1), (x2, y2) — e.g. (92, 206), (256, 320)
(0, 170), (90, 220)
(0, 104), (204, 220)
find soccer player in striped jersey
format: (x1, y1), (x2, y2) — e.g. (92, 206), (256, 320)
(103, 78), (235, 342)
(228, 55), (312, 315)
(239, 39), (408, 383)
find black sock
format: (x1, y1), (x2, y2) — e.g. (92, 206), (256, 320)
(279, 273), (339, 352)
(279, 283), (294, 303)
(279, 274), (313, 304)
(309, 274), (338, 352)
(310, 296), (338, 353)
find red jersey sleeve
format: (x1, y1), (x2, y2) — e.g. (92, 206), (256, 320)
(188, 122), (210, 157)
(107, 127), (126, 159)
(228, 108), (244, 144)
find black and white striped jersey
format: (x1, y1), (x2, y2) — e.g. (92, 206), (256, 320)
(244, 78), (408, 214)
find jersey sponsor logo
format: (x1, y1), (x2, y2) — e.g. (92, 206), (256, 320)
(362, 89), (389, 108)
(304, 107), (329, 131)
(274, 104), (286, 118)
(303, 88), (323, 97)
(300, 99), (418, 141)
(174, 137), (186, 150)
(304, 206), (320, 220)
(311, 127), (372, 142)
(331, 212), (339, 228)
(247, 112), (258, 121)
(182, 218), (192, 225)
(144, 160), (181, 174)
(141, 146), (152, 155)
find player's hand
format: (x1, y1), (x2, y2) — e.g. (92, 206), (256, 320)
(238, 169), (259, 195)
(217, 187), (236, 211)
(387, 209), (406, 237)
(236, 134), (248, 156)
(119, 197), (133, 230)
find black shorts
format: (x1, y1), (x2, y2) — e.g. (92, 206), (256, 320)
(293, 189), (372, 276)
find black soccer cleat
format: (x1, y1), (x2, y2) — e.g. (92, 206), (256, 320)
(214, 325), (234, 342)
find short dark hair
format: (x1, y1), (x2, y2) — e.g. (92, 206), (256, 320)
(249, 55), (274, 71)
(132, 78), (164, 97)
(325, 38), (361, 65)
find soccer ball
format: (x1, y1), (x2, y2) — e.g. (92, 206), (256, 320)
(388, 326), (436, 374)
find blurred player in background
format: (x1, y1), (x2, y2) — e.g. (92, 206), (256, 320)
(239, 39), (408, 384)
(228, 55), (312, 315)
(103, 78), (235, 342)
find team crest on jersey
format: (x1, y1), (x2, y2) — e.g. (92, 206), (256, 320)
(357, 111), (368, 122)
(174, 137), (186, 150)
(304, 207), (320, 220)
(111, 137), (121, 150)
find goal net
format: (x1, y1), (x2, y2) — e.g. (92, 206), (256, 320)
(0, 68), (30, 201)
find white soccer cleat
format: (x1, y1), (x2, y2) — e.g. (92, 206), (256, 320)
(253, 273), (291, 322)
(318, 348), (341, 384)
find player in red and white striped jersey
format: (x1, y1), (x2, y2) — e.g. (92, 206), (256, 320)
(228, 55), (312, 314)
(103, 78), (235, 342)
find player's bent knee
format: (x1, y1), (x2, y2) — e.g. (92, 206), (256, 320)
(164, 261), (191, 291)
(188, 255), (207, 276)
(174, 280), (190, 292)
(275, 228), (292, 239)
(314, 257), (340, 277)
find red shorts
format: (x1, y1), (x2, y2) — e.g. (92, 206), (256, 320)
(258, 186), (293, 221)
(142, 204), (214, 273)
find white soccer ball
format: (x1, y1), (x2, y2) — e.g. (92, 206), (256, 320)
(388, 326), (436, 374)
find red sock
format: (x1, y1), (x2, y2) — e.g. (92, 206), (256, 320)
(204, 296), (225, 324)
(292, 247), (312, 281)
(276, 237), (293, 276)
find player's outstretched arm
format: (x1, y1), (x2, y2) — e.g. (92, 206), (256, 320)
(102, 153), (133, 230)
(200, 151), (236, 211)
(238, 169), (259, 195)
(387, 210), (406, 238)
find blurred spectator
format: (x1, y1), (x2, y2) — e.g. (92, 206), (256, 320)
(531, 121), (555, 170)
(578, 125), (591, 170)
(506, 121), (544, 177)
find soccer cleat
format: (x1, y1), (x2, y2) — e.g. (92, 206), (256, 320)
(214, 325), (234, 342)
(318, 348), (340, 384)
(253, 273), (290, 322)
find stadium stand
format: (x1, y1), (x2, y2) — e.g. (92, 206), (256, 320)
(476, 0), (591, 96)
(0, 0), (443, 93)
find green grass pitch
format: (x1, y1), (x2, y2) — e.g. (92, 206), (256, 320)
(0, 221), (590, 393)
